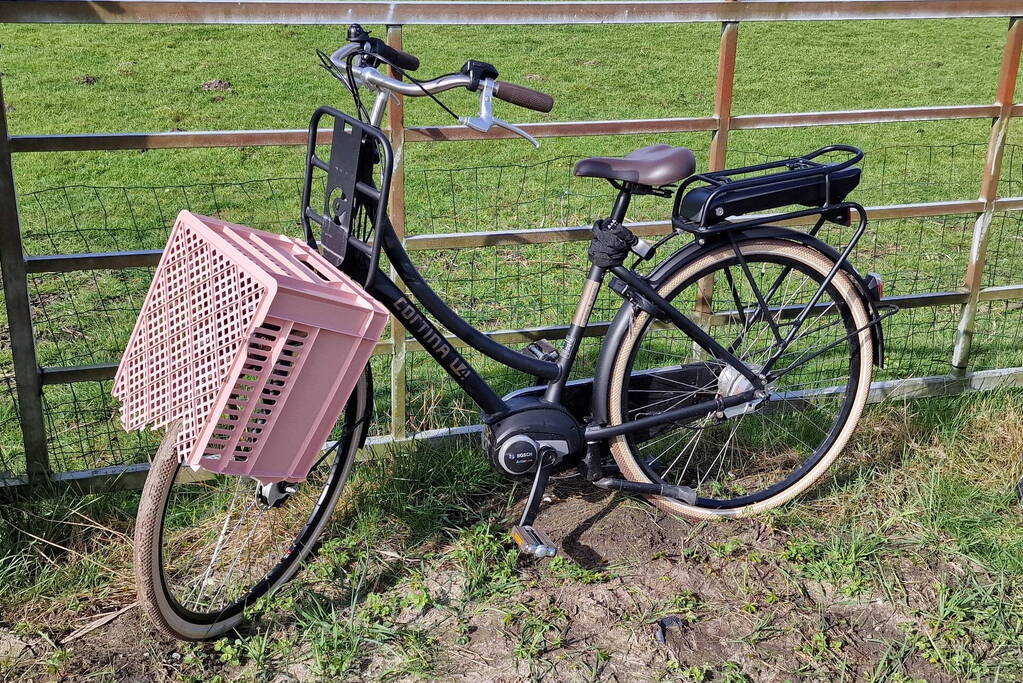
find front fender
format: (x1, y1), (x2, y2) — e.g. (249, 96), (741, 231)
(591, 227), (885, 427)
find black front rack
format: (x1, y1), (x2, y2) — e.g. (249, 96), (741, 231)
(672, 145), (864, 235)
(300, 106), (393, 288)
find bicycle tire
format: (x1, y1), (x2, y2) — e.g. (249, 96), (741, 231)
(134, 366), (373, 640)
(605, 239), (873, 519)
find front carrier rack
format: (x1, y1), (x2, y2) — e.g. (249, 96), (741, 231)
(672, 145), (864, 235)
(300, 106), (394, 289)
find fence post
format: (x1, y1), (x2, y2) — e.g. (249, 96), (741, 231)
(386, 24), (408, 440)
(951, 16), (1022, 376)
(0, 79), (50, 482)
(694, 18), (739, 356)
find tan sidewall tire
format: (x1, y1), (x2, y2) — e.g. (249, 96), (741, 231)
(133, 372), (369, 640)
(607, 239), (874, 521)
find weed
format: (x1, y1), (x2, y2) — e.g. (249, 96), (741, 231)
(382, 628), (437, 680)
(403, 572), (433, 611)
(720, 660), (752, 683)
(800, 630), (846, 662)
(780, 532), (885, 597)
(44, 647), (70, 674)
(630, 590), (702, 626)
(452, 523), (520, 602)
(298, 603), (372, 678)
(903, 575), (1023, 679)
(710, 538), (744, 558)
(360, 591), (403, 624)
(213, 638), (243, 667)
(505, 600), (568, 661)
(548, 555), (615, 584)
(664, 658), (712, 682)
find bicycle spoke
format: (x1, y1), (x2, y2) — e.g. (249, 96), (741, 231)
(619, 246), (865, 509)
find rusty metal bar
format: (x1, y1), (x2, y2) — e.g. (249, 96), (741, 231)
(951, 16), (1023, 375)
(405, 117), (719, 142)
(0, 80), (50, 483)
(39, 340), (398, 386)
(13, 102), (1011, 152)
(16, 197), (996, 279)
(397, 288), (993, 352)
(403, 199), (989, 251)
(730, 104), (1004, 129)
(386, 25), (409, 441)
(25, 250), (162, 273)
(14, 362), (1023, 496)
(40, 363), (122, 385)
(9, 129), (331, 152)
(35, 284), (1011, 389)
(994, 197), (1023, 211)
(3, 1), (1020, 25)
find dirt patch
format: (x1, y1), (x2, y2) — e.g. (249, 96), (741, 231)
(200, 79), (233, 92)
(1, 467), (1013, 680)
(373, 479), (954, 681)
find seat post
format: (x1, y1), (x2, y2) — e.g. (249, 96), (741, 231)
(609, 184), (634, 223)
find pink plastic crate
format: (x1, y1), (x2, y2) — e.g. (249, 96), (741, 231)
(113, 210), (388, 483)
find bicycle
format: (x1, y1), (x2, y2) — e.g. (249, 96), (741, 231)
(132, 24), (893, 640)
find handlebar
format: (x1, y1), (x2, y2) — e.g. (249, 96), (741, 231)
(363, 36), (420, 72)
(329, 42), (554, 113)
(328, 33), (554, 147)
(493, 81), (554, 113)
(331, 44), (473, 96)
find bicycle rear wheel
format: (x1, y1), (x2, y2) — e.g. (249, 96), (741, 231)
(604, 239), (873, 519)
(134, 366), (373, 640)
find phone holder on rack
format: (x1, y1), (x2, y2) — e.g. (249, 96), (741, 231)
(300, 106), (394, 287)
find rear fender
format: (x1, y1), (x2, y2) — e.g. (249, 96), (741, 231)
(591, 227), (885, 427)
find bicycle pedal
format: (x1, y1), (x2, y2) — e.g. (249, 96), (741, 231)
(524, 339), (560, 363)
(511, 524), (557, 558)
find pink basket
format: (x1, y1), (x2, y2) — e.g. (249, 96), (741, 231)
(113, 210), (388, 483)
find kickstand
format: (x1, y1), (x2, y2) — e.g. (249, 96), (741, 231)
(511, 448), (557, 558)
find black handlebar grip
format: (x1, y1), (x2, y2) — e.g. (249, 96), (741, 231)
(493, 81), (555, 113)
(367, 37), (420, 72)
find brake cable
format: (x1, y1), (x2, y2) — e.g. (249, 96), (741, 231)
(319, 45), (465, 125)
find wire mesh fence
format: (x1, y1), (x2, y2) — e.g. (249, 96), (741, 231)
(1, 143), (1022, 478)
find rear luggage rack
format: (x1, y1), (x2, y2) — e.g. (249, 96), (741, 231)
(672, 145), (864, 234)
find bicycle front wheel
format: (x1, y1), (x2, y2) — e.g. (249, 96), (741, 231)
(134, 366), (373, 640)
(605, 239), (874, 520)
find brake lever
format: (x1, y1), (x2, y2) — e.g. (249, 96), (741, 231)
(459, 78), (540, 149)
(492, 117), (540, 149)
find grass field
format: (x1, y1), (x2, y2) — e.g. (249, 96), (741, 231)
(3, 16), (1023, 680)
(3, 389), (1023, 680)
(3, 18), (1023, 476)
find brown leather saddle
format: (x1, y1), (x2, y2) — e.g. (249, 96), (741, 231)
(573, 144), (697, 187)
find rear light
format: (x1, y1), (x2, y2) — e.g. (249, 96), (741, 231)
(838, 206), (853, 226)
(825, 206), (853, 226)
(866, 273), (884, 300)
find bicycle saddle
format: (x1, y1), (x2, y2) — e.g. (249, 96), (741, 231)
(574, 144), (697, 187)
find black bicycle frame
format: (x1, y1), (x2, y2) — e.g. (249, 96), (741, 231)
(303, 107), (847, 438)
(342, 217), (763, 433)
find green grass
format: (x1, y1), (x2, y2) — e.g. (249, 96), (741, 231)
(4, 18), (1023, 473)
(3, 390), (1023, 678)
(3, 22), (1023, 678)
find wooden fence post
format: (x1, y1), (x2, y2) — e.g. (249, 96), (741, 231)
(951, 17), (1022, 375)
(694, 18), (739, 357)
(386, 24), (409, 440)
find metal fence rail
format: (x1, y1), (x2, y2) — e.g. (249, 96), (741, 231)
(1, 1), (1022, 494)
